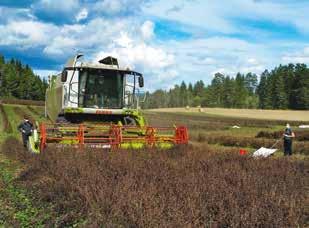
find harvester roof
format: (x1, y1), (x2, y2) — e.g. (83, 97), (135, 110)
(76, 63), (143, 77)
(64, 54), (142, 76)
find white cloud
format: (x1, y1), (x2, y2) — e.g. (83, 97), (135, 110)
(43, 36), (77, 56)
(143, 0), (235, 33)
(141, 20), (155, 40)
(240, 65), (265, 74)
(143, 0), (309, 34)
(282, 46), (309, 64)
(303, 47), (309, 55)
(94, 0), (122, 15)
(94, 35), (174, 70)
(247, 58), (259, 65)
(33, 69), (59, 78)
(75, 8), (88, 22)
(92, 0), (150, 16)
(94, 32), (176, 90)
(158, 36), (276, 84)
(3, 17), (173, 88)
(0, 7), (35, 22)
(202, 57), (215, 65)
(32, 0), (79, 13)
(115, 32), (133, 48)
(211, 68), (233, 76)
(0, 20), (58, 48)
(0, 17), (131, 57)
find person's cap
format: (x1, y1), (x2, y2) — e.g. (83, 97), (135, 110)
(286, 123), (290, 128)
(24, 115), (29, 120)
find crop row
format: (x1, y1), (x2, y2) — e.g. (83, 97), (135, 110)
(256, 130), (309, 141)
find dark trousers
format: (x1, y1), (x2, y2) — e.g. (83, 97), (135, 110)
(22, 133), (29, 147)
(284, 140), (292, 156)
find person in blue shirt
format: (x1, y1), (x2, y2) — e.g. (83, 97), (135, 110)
(283, 123), (295, 156)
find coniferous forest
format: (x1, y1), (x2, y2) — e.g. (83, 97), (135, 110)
(143, 64), (309, 110)
(0, 54), (48, 101)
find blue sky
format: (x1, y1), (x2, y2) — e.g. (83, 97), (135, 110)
(0, 0), (309, 90)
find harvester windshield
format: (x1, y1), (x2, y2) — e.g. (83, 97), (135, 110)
(78, 69), (123, 109)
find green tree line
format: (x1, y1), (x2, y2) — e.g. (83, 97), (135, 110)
(143, 63), (309, 110)
(0, 54), (48, 100)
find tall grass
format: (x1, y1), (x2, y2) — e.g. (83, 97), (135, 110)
(0, 104), (12, 134)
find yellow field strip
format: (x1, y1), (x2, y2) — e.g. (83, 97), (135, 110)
(149, 107), (309, 122)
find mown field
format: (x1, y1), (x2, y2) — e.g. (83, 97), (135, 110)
(151, 107), (309, 121)
(0, 103), (308, 227)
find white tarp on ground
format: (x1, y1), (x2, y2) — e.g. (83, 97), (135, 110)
(299, 125), (309, 129)
(253, 147), (277, 158)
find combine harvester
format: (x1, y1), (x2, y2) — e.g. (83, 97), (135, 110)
(28, 54), (188, 153)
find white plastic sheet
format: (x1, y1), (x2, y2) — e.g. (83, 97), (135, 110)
(253, 147), (277, 158)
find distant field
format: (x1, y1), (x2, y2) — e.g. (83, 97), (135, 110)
(149, 107), (309, 122)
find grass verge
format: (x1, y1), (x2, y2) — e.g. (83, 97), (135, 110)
(0, 152), (49, 227)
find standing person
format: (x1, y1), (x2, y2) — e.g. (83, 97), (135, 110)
(18, 116), (34, 148)
(283, 123), (295, 156)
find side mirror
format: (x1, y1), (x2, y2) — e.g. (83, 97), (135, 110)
(61, 71), (68, 82)
(138, 75), (144, 88)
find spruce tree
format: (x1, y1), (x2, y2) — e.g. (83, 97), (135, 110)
(234, 73), (247, 108)
(292, 64), (309, 109)
(272, 73), (288, 109)
(257, 71), (268, 109)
